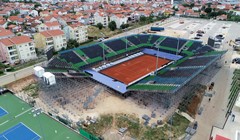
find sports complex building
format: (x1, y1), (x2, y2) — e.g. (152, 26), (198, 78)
(48, 34), (226, 95)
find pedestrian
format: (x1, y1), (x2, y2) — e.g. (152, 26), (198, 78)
(232, 114), (235, 122)
(209, 98), (211, 102)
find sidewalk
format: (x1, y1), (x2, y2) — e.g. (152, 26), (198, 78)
(211, 105), (240, 140)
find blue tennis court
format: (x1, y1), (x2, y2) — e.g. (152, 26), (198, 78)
(0, 123), (40, 140)
(0, 107), (8, 117)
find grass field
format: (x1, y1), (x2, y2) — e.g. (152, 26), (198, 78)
(0, 92), (85, 140)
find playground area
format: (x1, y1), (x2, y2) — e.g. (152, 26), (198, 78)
(100, 54), (170, 85)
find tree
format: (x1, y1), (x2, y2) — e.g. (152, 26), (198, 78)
(34, 2), (41, 9)
(67, 39), (79, 49)
(140, 16), (147, 22)
(204, 7), (212, 14)
(120, 24), (129, 29)
(108, 21), (117, 31)
(190, 3), (195, 8)
(96, 23), (103, 30)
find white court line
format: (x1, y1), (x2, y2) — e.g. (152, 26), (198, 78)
(2, 123), (23, 136)
(2, 135), (8, 140)
(20, 122), (41, 139)
(0, 120), (9, 126)
(0, 107), (9, 115)
(15, 108), (32, 118)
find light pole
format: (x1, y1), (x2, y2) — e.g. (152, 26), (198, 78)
(125, 28), (128, 51)
(155, 45), (160, 75)
(100, 32), (106, 63)
(176, 35), (180, 56)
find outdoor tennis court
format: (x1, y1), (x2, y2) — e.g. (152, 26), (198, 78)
(100, 54), (171, 84)
(0, 123), (40, 140)
(0, 92), (84, 140)
(0, 107), (8, 118)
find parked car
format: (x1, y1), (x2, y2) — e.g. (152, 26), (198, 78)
(193, 36), (200, 40)
(196, 33), (203, 37)
(216, 34), (224, 40)
(232, 58), (240, 64)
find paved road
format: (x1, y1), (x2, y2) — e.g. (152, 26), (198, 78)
(191, 21), (240, 139)
(0, 62), (46, 86)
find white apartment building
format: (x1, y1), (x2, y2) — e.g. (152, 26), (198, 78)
(110, 14), (128, 28)
(0, 36), (37, 64)
(34, 30), (67, 52)
(37, 21), (61, 32)
(94, 12), (109, 27)
(63, 23), (88, 43)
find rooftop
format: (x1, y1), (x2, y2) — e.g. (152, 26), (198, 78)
(40, 30), (64, 38)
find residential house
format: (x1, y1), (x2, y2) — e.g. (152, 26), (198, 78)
(8, 25), (22, 33)
(0, 35), (37, 64)
(63, 23), (88, 43)
(110, 14), (128, 28)
(29, 10), (39, 17)
(94, 12), (109, 27)
(0, 20), (7, 28)
(37, 21), (61, 32)
(34, 29), (67, 52)
(0, 9), (11, 17)
(0, 27), (15, 39)
(43, 16), (58, 23)
(8, 16), (24, 25)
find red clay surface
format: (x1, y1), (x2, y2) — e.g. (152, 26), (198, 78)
(100, 54), (171, 85)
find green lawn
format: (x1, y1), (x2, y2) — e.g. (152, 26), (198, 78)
(0, 93), (85, 140)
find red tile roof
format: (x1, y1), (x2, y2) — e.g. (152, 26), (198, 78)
(0, 35), (32, 46)
(44, 21), (60, 27)
(69, 23), (84, 29)
(40, 30), (64, 38)
(0, 27), (14, 37)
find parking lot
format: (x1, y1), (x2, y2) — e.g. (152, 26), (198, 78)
(154, 18), (240, 49)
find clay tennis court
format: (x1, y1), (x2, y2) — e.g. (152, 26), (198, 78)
(100, 54), (171, 85)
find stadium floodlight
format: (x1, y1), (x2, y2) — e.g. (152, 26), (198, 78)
(176, 35), (180, 56)
(100, 32), (106, 63)
(125, 28), (128, 54)
(155, 45), (160, 75)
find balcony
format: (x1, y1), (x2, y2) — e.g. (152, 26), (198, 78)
(11, 56), (19, 61)
(46, 37), (53, 41)
(9, 51), (17, 56)
(8, 46), (16, 51)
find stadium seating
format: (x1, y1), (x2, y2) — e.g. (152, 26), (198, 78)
(160, 68), (200, 77)
(127, 36), (141, 45)
(194, 45), (214, 54)
(52, 73), (66, 77)
(149, 35), (161, 44)
(137, 35), (150, 44)
(178, 56), (217, 67)
(68, 73), (87, 77)
(80, 44), (107, 59)
(104, 39), (130, 52)
(160, 37), (187, 49)
(59, 51), (83, 64)
(48, 57), (72, 68)
(187, 41), (203, 52)
(139, 77), (188, 85)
